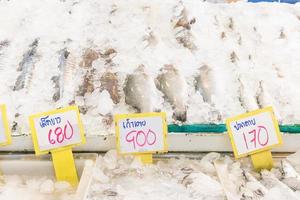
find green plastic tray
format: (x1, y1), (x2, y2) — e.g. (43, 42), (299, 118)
(168, 124), (300, 134)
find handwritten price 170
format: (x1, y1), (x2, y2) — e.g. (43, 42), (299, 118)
(48, 120), (74, 145)
(126, 129), (157, 150)
(243, 125), (269, 150)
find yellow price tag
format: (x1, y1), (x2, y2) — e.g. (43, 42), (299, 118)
(226, 107), (282, 170)
(0, 105), (12, 146)
(29, 106), (86, 185)
(115, 112), (168, 164)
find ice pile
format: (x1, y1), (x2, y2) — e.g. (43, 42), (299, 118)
(0, 176), (74, 200)
(0, 151), (300, 199)
(85, 150), (300, 200)
(87, 150), (226, 200)
(0, 0), (299, 136)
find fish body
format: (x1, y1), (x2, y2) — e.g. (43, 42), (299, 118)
(199, 152), (220, 176)
(214, 158), (240, 200)
(183, 172), (226, 200)
(256, 81), (275, 110)
(172, 3), (197, 51)
(77, 49), (100, 97)
(79, 48), (99, 69)
(52, 49), (69, 102)
(260, 170), (300, 200)
(273, 160), (300, 192)
(77, 69), (95, 97)
(237, 76), (259, 112)
(13, 39), (39, 91)
(156, 65), (187, 121)
(100, 71), (120, 105)
(124, 65), (157, 112)
(52, 49), (76, 103)
(195, 65), (214, 104)
(255, 81), (280, 119)
(215, 157), (267, 200)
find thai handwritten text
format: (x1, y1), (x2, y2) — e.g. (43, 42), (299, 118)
(40, 116), (62, 128)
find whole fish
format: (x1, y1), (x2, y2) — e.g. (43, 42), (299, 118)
(52, 49), (69, 102)
(214, 157), (268, 200)
(77, 49), (99, 97)
(256, 81), (275, 110)
(100, 71), (120, 104)
(13, 39), (39, 91)
(124, 65), (158, 112)
(255, 80), (279, 119)
(51, 48), (76, 103)
(260, 170), (300, 200)
(237, 76), (259, 112)
(195, 65), (214, 104)
(214, 158), (240, 200)
(156, 64), (187, 122)
(172, 3), (197, 51)
(182, 172), (226, 200)
(272, 160), (300, 192)
(199, 152), (220, 176)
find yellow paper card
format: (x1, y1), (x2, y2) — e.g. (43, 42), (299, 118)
(226, 107), (282, 159)
(115, 112), (168, 155)
(0, 105), (12, 146)
(29, 106), (86, 155)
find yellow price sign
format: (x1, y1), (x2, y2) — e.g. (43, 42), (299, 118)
(29, 106), (86, 185)
(226, 107), (282, 170)
(0, 105), (12, 146)
(115, 112), (168, 163)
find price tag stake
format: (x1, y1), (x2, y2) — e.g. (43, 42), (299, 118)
(0, 105), (12, 175)
(226, 107), (282, 171)
(115, 112), (168, 164)
(0, 105), (12, 146)
(29, 106), (86, 186)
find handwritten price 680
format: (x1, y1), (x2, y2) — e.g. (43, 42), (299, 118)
(48, 120), (74, 145)
(126, 129), (157, 150)
(243, 125), (269, 150)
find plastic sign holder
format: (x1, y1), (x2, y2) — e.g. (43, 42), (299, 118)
(0, 105), (12, 147)
(0, 105), (12, 175)
(226, 107), (282, 171)
(29, 106), (86, 186)
(115, 112), (168, 164)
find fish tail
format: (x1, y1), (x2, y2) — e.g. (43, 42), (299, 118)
(173, 109), (187, 122)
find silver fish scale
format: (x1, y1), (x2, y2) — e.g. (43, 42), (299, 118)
(13, 39), (39, 91)
(52, 49), (70, 102)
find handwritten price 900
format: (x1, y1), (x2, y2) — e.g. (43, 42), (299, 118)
(243, 125), (269, 150)
(48, 121), (74, 145)
(126, 129), (157, 150)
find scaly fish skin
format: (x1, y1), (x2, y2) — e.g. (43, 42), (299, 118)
(124, 65), (157, 112)
(100, 71), (120, 105)
(195, 65), (213, 104)
(13, 39), (39, 91)
(276, 160), (300, 192)
(156, 64), (187, 122)
(52, 49), (70, 102)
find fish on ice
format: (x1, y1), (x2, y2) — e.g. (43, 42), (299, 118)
(124, 65), (159, 112)
(156, 64), (188, 122)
